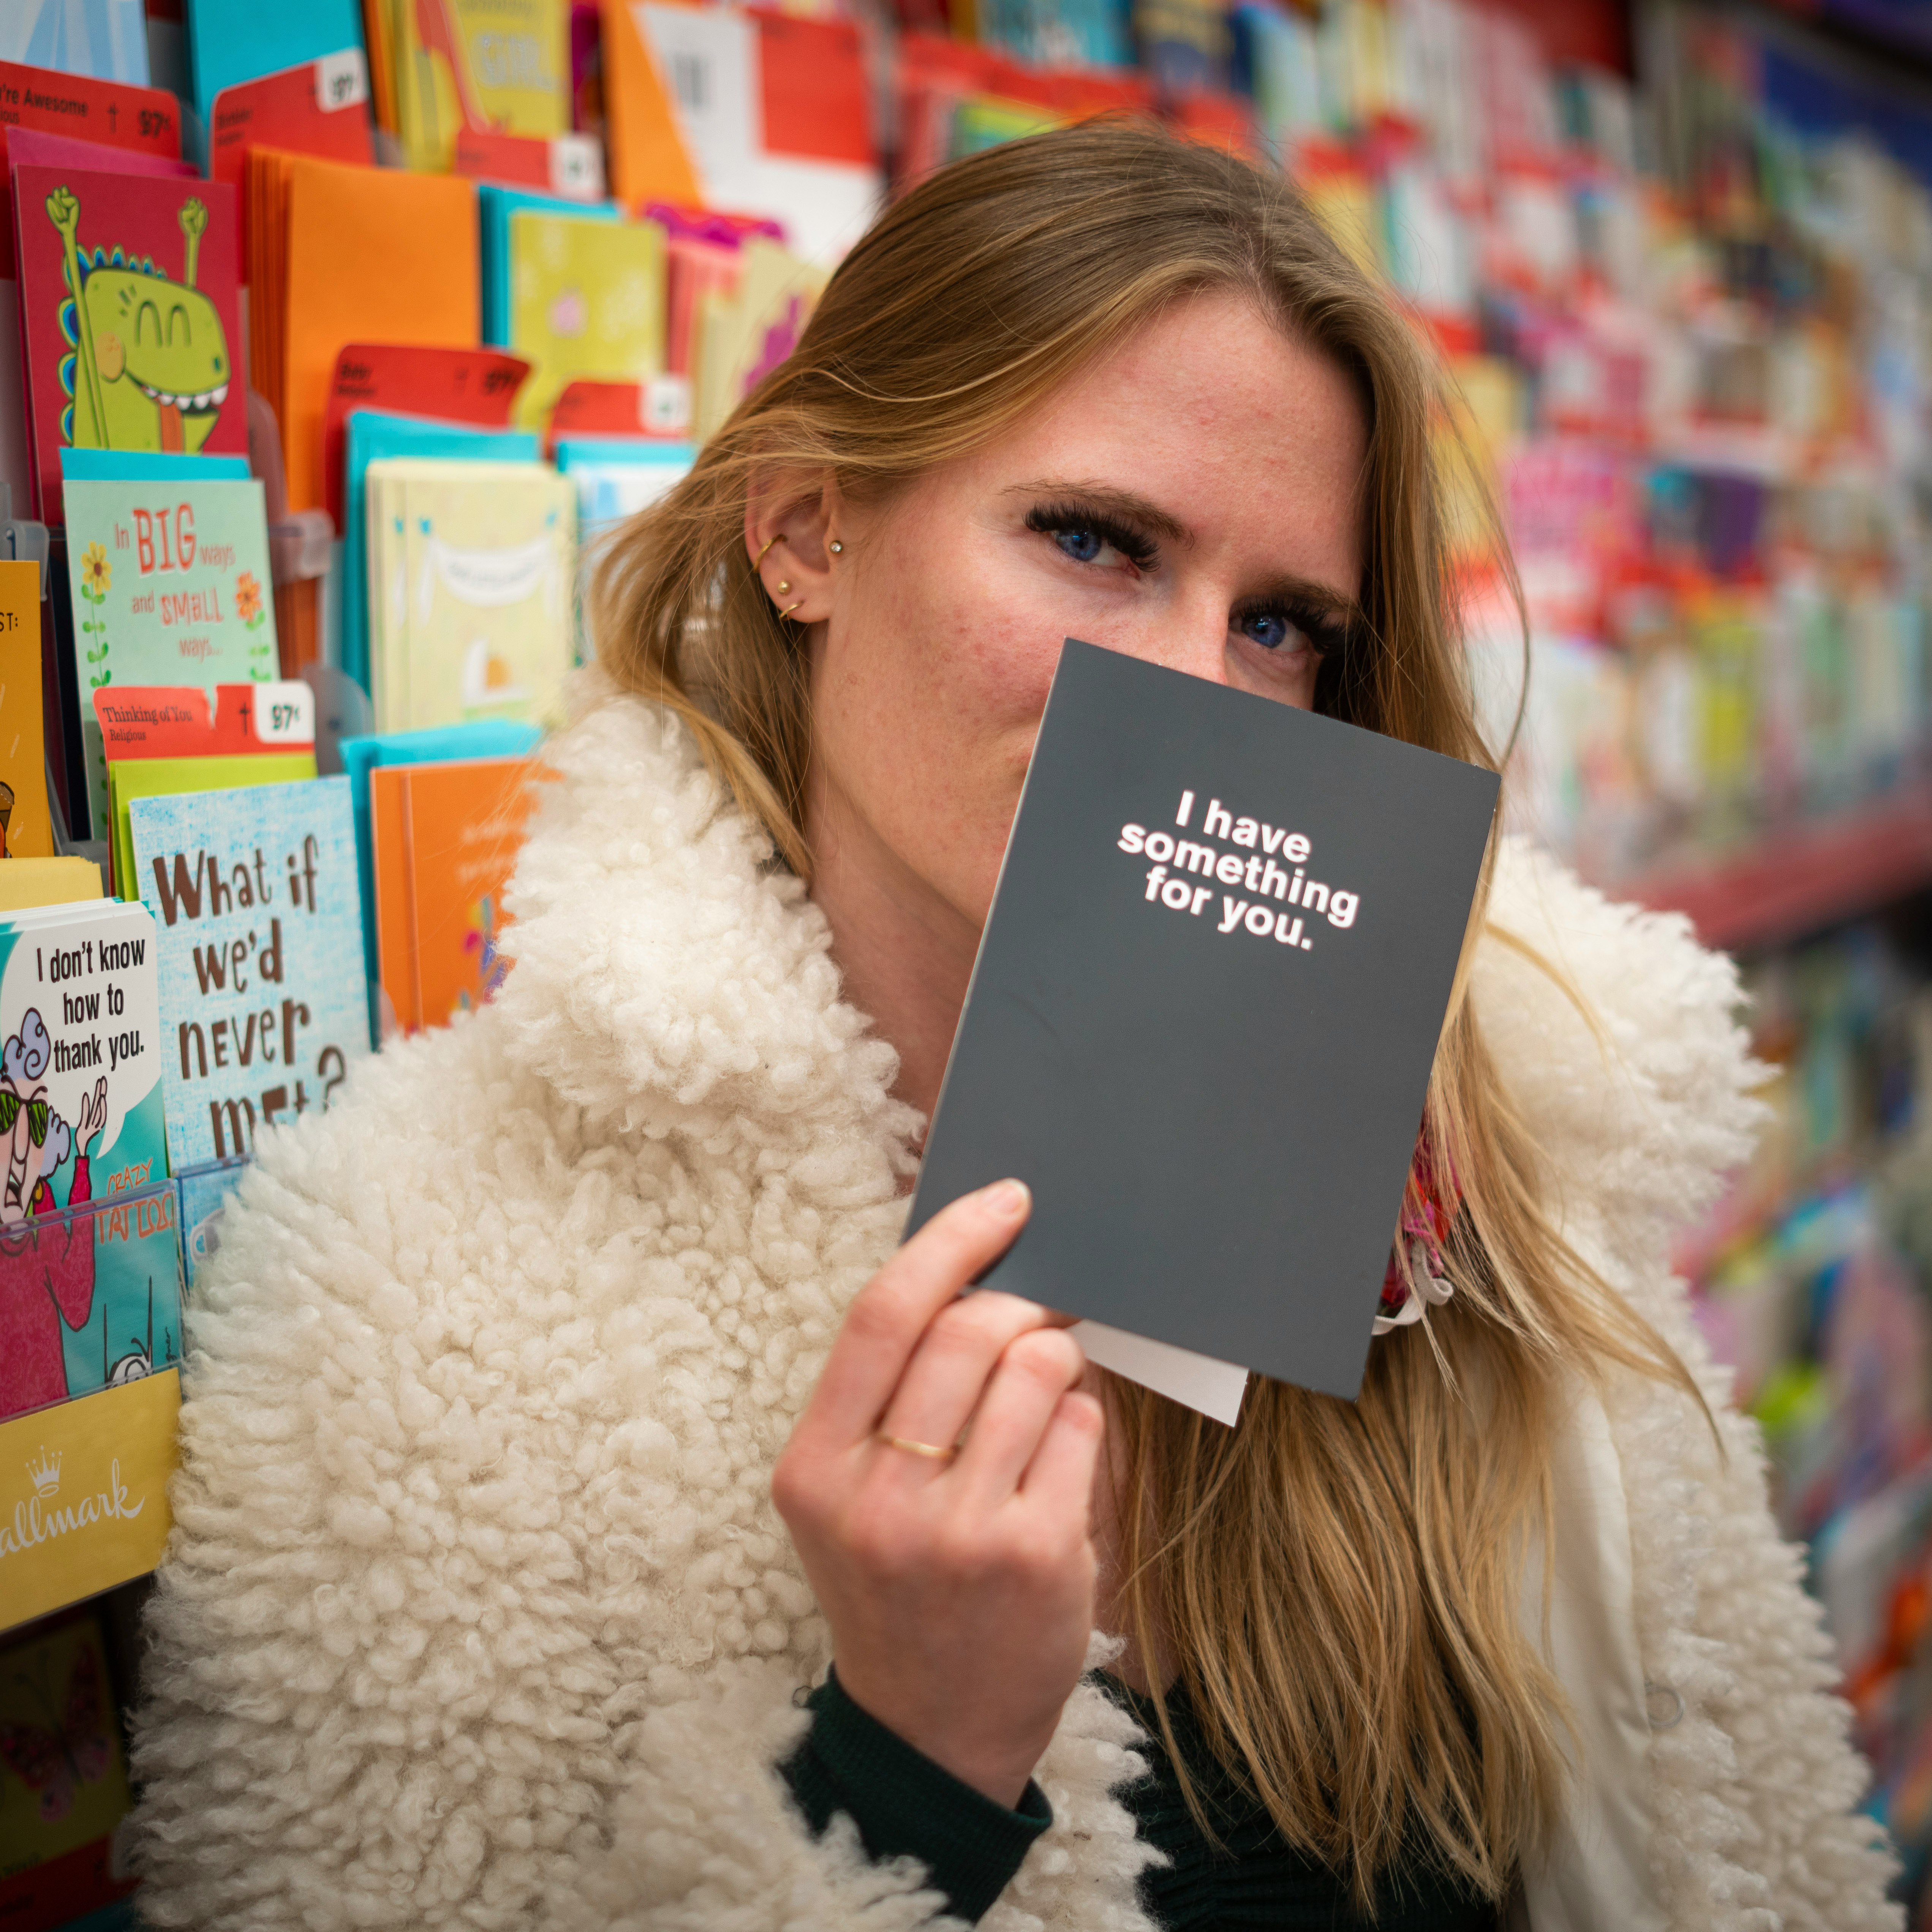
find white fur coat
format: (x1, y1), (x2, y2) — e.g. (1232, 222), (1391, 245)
(130, 694), (1901, 1930)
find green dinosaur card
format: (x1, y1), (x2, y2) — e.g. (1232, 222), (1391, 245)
(11, 161), (247, 526)
(62, 475), (280, 841)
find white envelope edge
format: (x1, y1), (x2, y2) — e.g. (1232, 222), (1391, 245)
(1070, 1319), (1250, 1426)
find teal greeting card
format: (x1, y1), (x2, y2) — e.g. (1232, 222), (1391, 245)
(62, 474), (280, 834)
(128, 777), (370, 1169)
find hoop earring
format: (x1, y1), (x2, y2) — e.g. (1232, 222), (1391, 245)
(754, 534), (783, 567)
(780, 601), (803, 619)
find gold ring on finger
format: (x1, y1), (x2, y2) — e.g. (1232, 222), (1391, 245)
(877, 1432), (956, 1462)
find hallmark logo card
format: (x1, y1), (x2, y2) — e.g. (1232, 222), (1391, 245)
(63, 474), (280, 833)
(907, 639), (1500, 1402)
(127, 776), (371, 1167)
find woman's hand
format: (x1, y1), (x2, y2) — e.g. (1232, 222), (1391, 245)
(773, 1179), (1104, 1808)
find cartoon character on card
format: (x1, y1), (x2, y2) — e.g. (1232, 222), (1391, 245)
(0, 1012), (107, 1221)
(0, 1011), (105, 1416)
(45, 185), (232, 455)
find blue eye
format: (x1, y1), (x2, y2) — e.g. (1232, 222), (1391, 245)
(1241, 612), (1295, 650)
(1026, 501), (1159, 570)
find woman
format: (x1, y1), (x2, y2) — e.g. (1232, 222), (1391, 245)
(131, 120), (1897, 1930)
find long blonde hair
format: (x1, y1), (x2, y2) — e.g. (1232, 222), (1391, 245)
(591, 116), (1695, 1908)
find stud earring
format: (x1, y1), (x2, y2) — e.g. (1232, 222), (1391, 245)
(776, 579), (791, 594)
(828, 539), (844, 554)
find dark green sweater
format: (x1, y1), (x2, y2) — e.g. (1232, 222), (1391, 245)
(782, 1670), (1503, 1929)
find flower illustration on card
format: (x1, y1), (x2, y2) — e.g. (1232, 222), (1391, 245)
(236, 569), (272, 670)
(76, 541), (111, 689)
(547, 288), (587, 339)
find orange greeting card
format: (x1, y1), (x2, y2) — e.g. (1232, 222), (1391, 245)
(369, 756), (539, 1037)
(247, 152), (478, 513)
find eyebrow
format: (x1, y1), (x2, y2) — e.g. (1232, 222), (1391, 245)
(1012, 477), (1366, 632)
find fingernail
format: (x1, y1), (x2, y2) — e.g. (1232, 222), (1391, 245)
(983, 1178), (1030, 1217)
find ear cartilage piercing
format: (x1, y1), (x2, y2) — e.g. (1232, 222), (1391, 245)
(754, 534), (783, 566)
(780, 601), (803, 618)
(828, 539), (844, 554)
(777, 579), (791, 594)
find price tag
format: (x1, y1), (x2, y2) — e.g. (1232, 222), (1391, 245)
(548, 134), (606, 202)
(641, 375), (693, 436)
(314, 47), (369, 115)
(252, 681), (316, 746)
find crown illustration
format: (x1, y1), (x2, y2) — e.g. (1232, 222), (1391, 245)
(25, 1446), (59, 1499)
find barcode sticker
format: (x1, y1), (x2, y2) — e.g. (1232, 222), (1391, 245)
(641, 375), (692, 436)
(669, 51), (709, 111)
(548, 133), (606, 201)
(314, 47), (368, 115)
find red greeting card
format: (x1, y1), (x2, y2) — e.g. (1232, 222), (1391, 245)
(0, 62), (180, 158)
(92, 681), (315, 762)
(545, 375), (691, 451)
(452, 128), (604, 200)
(320, 342), (528, 529)
(10, 162), (247, 523)
(2, 128), (197, 319)
(0, 63), (182, 261)
(209, 54), (375, 192)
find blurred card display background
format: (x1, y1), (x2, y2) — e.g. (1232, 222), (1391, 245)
(9, 0), (1932, 1922)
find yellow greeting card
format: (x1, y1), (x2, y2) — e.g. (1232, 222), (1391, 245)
(508, 210), (667, 430)
(0, 1370), (180, 1628)
(398, 0), (570, 172)
(0, 561), (51, 862)
(365, 459), (575, 734)
(0, 858), (103, 911)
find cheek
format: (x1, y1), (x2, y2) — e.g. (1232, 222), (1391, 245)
(820, 525), (1059, 798)
(835, 526), (1058, 724)
(812, 519), (1068, 917)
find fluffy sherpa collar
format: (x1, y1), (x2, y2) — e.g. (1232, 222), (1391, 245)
(494, 683), (923, 1171)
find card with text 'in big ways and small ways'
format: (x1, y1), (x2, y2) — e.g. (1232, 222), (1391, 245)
(907, 638), (1500, 1410)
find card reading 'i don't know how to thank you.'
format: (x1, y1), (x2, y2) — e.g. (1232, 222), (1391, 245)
(907, 638), (1500, 1405)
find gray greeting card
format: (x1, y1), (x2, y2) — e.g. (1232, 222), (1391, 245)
(907, 638), (1500, 1401)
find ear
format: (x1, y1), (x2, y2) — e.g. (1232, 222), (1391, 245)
(744, 471), (846, 626)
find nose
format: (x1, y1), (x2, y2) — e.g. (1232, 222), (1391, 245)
(1127, 587), (1237, 688)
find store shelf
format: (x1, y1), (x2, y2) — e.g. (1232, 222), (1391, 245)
(1613, 784), (1932, 952)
